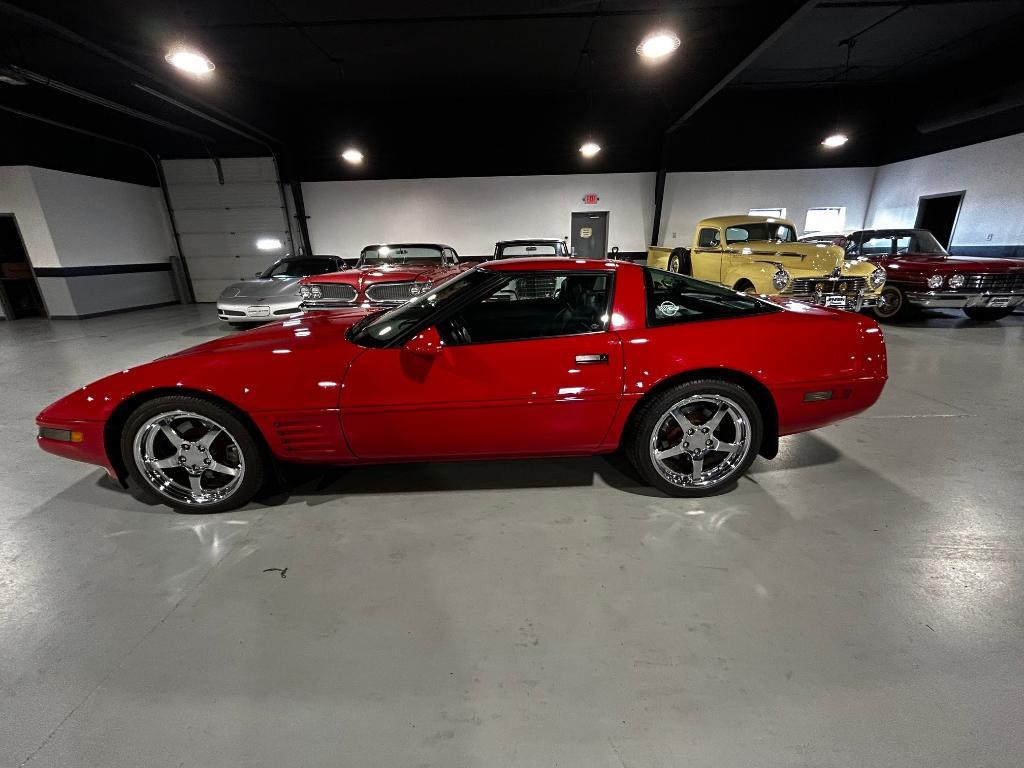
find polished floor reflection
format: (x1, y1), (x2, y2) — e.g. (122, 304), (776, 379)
(2, 305), (1023, 767)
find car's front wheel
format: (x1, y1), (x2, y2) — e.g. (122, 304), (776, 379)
(963, 306), (1013, 322)
(121, 396), (265, 513)
(870, 285), (912, 322)
(628, 380), (762, 497)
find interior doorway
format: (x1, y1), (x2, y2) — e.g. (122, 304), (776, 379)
(915, 192), (964, 249)
(570, 211), (608, 259)
(0, 215), (46, 319)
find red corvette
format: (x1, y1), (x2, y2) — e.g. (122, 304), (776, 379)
(298, 243), (468, 309)
(37, 259), (887, 512)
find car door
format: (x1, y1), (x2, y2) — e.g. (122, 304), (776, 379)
(690, 226), (724, 282)
(340, 270), (624, 460)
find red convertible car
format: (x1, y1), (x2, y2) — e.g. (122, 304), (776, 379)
(37, 258), (887, 512)
(298, 243), (467, 309)
(839, 229), (1023, 321)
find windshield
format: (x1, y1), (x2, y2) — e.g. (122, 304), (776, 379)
(724, 222), (798, 244)
(498, 243), (563, 257)
(349, 268), (495, 347)
(358, 245), (444, 267)
(856, 230), (948, 256)
(261, 258), (336, 278)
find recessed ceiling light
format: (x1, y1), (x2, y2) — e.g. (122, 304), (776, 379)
(637, 31), (681, 60)
(256, 237), (282, 251)
(822, 133), (849, 148)
(165, 46), (215, 75)
(580, 142), (601, 158)
(341, 148), (364, 164)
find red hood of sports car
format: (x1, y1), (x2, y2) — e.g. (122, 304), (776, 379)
(871, 253), (1024, 275)
(300, 263), (451, 286)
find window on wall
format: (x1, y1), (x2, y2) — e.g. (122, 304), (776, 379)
(748, 207), (786, 218)
(804, 207), (846, 234)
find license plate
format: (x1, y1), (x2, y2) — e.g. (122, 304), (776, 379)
(246, 305), (271, 317)
(987, 296), (1011, 307)
(824, 295), (847, 308)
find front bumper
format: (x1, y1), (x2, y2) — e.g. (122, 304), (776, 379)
(300, 298), (403, 310)
(217, 299), (302, 322)
(783, 292), (879, 312)
(905, 291), (1024, 309)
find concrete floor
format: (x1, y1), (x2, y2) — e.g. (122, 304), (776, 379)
(1, 304), (1022, 768)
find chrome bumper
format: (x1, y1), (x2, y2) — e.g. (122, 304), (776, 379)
(906, 291), (1024, 309)
(300, 299), (403, 310)
(784, 293), (878, 312)
(217, 299), (302, 322)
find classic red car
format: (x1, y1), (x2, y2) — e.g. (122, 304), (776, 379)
(298, 243), (467, 309)
(36, 258), (887, 512)
(843, 229), (1024, 321)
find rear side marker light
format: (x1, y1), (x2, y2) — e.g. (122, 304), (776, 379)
(39, 427), (84, 443)
(804, 391), (833, 402)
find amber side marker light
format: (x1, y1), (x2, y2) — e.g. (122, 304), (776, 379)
(39, 427), (84, 443)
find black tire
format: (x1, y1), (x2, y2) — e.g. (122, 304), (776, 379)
(667, 248), (691, 275)
(627, 379), (763, 497)
(870, 285), (913, 322)
(120, 395), (266, 513)
(963, 306), (1013, 322)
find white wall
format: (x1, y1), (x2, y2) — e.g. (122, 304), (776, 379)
(660, 166), (877, 246)
(28, 167), (175, 267)
(0, 166), (60, 268)
(303, 172), (656, 257)
(866, 132), (1024, 249)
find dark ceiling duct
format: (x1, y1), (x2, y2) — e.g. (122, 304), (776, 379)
(917, 82), (1024, 134)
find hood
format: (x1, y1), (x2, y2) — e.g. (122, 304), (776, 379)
(736, 242), (845, 274)
(874, 252), (1024, 273)
(304, 263), (443, 286)
(168, 307), (372, 359)
(219, 277), (304, 299)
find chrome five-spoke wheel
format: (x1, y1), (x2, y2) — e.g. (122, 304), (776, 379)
(133, 410), (245, 506)
(628, 380), (763, 497)
(650, 394), (751, 489)
(122, 396), (264, 512)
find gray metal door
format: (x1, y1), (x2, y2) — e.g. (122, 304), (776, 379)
(571, 211), (608, 259)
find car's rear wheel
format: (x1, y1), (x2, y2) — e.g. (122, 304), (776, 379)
(628, 380), (762, 497)
(121, 396), (265, 513)
(963, 306), (1013, 322)
(870, 285), (912, 322)
(667, 248), (691, 275)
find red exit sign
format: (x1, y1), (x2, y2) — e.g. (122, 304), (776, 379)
(582, 193), (599, 205)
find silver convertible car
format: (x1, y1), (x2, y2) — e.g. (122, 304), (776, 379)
(217, 255), (348, 325)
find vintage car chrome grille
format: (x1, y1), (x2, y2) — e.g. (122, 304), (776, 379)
(960, 273), (1024, 292)
(786, 276), (868, 295)
(365, 282), (414, 303)
(311, 283), (358, 302)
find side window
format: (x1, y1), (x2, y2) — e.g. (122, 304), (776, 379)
(725, 226), (749, 243)
(444, 247), (459, 264)
(442, 271), (613, 345)
(643, 267), (775, 326)
(697, 227), (720, 248)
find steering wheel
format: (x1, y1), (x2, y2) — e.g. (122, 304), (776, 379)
(446, 315), (472, 345)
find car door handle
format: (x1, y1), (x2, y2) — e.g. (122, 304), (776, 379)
(575, 354), (609, 364)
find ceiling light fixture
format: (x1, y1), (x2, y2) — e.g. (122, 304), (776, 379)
(256, 237), (282, 251)
(637, 31), (681, 60)
(821, 133), (849, 148)
(341, 148), (364, 164)
(580, 141), (601, 158)
(165, 46), (215, 75)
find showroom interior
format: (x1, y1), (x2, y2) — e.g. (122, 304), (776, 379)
(2, 0), (1023, 765)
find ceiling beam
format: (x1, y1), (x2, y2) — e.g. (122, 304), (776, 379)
(665, 0), (820, 134)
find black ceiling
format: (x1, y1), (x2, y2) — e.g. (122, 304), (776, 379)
(2, 0), (1023, 186)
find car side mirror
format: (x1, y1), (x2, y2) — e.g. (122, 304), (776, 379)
(403, 326), (443, 356)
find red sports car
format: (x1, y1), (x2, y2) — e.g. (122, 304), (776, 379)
(37, 258), (887, 512)
(298, 243), (467, 309)
(845, 229), (1024, 321)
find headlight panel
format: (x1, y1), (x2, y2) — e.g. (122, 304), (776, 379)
(870, 267), (886, 289)
(310, 285), (322, 300)
(408, 281), (434, 296)
(926, 274), (944, 289)
(948, 273), (965, 289)
(298, 285), (311, 299)
(772, 269), (790, 291)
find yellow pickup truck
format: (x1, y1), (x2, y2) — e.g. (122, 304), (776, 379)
(650, 215), (886, 311)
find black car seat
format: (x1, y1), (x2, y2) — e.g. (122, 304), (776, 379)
(554, 276), (600, 334)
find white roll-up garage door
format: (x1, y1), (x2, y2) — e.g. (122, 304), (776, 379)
(161, 157), (294, 302)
